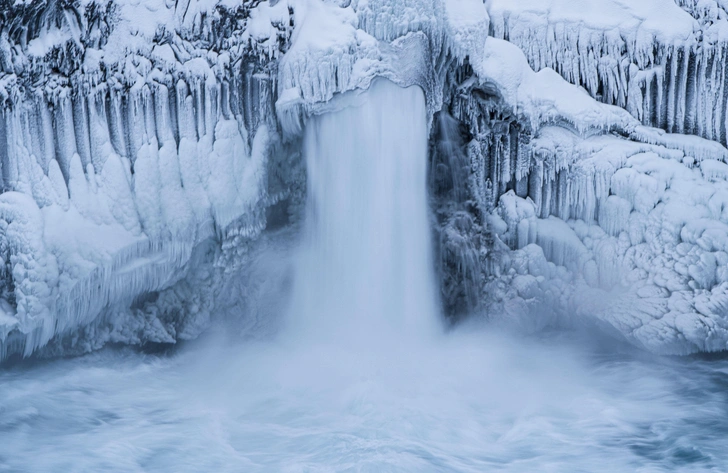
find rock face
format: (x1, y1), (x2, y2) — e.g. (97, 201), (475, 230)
(2, 0), (728, 358)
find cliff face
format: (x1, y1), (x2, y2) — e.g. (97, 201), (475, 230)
(3, 0), (728, 359)
(428, 38), (728, 352)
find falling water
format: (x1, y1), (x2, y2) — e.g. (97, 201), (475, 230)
(431, 111), (468, 202)
(289, 79), (440, 343)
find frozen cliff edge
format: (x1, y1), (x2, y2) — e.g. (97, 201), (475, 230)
(3, 0), (728, 358)
(486, 0), (728, 148)
(0, 0), (489, 359)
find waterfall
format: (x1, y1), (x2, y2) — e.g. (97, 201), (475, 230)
(288, 79), (440, 344)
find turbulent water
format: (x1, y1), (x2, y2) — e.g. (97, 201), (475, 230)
(2, 80), (728, 472)
(1, 330), (728, 472)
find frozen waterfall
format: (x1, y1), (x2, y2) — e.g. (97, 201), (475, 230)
(289, 79), (440, 342)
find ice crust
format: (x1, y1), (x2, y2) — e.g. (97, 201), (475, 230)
(3, 0), (728, 357)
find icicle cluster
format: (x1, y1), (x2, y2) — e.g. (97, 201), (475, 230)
(276, 0), (488, 136)
(485, 0), (728, 148)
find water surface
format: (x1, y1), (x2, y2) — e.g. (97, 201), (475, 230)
(1, 329), (727, 472)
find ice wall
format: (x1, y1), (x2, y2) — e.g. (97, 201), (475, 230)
(4, 0), (728, 358)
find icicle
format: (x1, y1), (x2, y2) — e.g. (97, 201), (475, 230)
(88, 92), (112, 172)
(675, 46), (690, 134)
(107, 89), (128, 159)
(72, 93), (92, 169)
(52, 96), (78, 181)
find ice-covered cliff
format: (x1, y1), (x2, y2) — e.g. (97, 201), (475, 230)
(0, 0), (297, 358)
(3, 0), (728, 358)
(429, 2), (728, 355)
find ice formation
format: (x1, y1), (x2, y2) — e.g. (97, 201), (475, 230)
(486, 0), (728, 146)
(433, 32), (728, 354)
(3, 0), (728, 358)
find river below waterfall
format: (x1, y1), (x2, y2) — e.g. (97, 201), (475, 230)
(1, 328), (727, 472)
